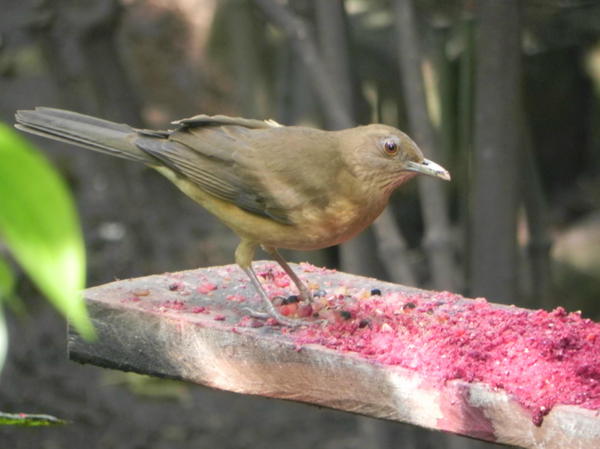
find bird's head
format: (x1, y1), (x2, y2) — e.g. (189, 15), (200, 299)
(341, 124), (450, 193)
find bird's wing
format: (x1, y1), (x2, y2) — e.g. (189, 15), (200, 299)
(134, 117), (304, 224)
(171, 114), (283, 130)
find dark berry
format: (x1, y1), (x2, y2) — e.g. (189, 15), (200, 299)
(370, 288), (382, 296)
(282, 295), (300, 304)
(339, 310), (352, 320)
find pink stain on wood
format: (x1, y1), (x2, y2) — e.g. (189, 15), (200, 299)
(158, 300), (186, 311)
(437, 382), (496, 441)
(226, 294), (246, 303)
(196, 282), (218, 294)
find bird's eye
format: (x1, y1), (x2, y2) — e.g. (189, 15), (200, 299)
(384, 140), (398, 155)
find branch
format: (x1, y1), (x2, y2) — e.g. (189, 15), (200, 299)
(69, 263), (600, 449)
(254, 0), (352, 129)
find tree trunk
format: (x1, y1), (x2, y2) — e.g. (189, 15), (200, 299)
(521, 110), (553, 307)
(229, 0), (265, 117)
(470, 0), (521, 304)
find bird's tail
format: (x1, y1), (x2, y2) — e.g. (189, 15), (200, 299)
(14, 107), (152, 163)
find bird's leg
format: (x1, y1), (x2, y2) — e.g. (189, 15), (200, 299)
(241, 265), (310, 326)
(236, 240), (310, 326)
(262, 246), (313, 303)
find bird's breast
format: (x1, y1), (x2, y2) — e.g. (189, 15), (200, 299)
(279, 194), (387, 250)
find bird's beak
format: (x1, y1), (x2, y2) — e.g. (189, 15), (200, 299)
(405, 159), (451, 181)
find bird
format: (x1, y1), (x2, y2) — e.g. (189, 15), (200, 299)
(15, 107), (450, 326)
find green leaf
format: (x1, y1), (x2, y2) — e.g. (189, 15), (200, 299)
(0, 412), (67, 426)
(0, 123), (95, 339)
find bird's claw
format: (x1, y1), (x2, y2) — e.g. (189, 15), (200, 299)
(241, 305), (320, 328)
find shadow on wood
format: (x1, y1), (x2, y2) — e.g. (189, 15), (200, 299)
(68, 262), (600, 449)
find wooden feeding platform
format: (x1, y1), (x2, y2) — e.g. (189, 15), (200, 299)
(68, 262), (600, 449)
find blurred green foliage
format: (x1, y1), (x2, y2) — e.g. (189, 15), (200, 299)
(0, 123), (95, 364)
(0, 412), (67, 426)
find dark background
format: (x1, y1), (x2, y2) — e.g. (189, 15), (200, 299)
(1, 0), (600, 448)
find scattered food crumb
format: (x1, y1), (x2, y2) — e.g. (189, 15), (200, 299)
(297, 304), (313, 318)
(132, 289), (150, 296)
(159, 300), (186, 310)
(196, 283), (218, 294)
(274, 277), (290, 288)
(168, 282), (183, 291)
(279, 303), (298, 317)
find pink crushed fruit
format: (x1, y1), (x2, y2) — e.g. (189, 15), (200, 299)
(145, 262), (600, 426)
(292, 289), (600, 426)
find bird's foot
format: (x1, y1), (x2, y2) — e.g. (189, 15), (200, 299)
(242, 305), (319, 328)
(241, 264), (323, 327)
